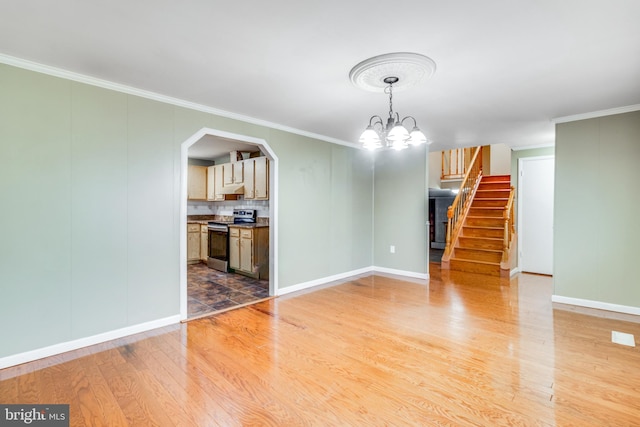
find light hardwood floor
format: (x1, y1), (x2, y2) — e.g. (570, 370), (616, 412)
(1, 265), (640, 426)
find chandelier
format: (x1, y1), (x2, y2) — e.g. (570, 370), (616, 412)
(359, 76), (427, 150)
(350, 52), (436, 151)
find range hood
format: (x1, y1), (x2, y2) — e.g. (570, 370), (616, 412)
(220, 183), (245, 195)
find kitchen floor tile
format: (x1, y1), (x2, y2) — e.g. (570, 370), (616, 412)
(187, 263), (269, 319)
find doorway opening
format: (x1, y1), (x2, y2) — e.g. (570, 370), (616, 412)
(180, 128), (278, 320)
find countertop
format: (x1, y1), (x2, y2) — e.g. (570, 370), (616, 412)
(228, 223), (269, 229)
(187, 219), (212, 225)
(187, 219), (269, 228)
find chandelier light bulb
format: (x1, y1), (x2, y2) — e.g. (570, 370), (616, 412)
(359, 125), (382, 150)
(408, 127), (428, 145)
(386, 123), (410, 148)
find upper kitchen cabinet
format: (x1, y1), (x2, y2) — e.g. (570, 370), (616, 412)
(223, 162), (244, 185)
(233, 162), (244, 184)
(244, 157), (269, 200)
(206, 164), (225, 201)
(187, 165), (207, 200)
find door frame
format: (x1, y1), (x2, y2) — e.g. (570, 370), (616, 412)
(517, 155), (554, 275)
(180, 127), (278, 321)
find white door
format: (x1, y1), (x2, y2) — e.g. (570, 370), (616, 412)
(519, 156), (554, 275)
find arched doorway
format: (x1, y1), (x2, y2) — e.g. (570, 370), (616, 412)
(179, 128), (278, 320)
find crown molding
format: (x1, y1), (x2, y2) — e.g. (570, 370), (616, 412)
(0, 52), (359, 149)
(510, 142), (555, 152)
(552, 104), (640, 124)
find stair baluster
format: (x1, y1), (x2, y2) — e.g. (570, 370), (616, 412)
(501, 186), (516, 267)
(443, 146), (483, 260)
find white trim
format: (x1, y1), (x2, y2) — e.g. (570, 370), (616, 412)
(510, 143), (555, 152)
(510, 267), (520, 277)
(551, 295), (640, 317)
(0, 53), (357, 150)
(276, 267), (374, 296)
(373, 266), (429, 280)
(276, 265), (429, 296)
(552, 104), (640, 124)
(180, 128), (279, 320)
(0, 315), (180, 370)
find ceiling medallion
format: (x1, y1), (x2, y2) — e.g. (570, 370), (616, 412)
(349, 52), (436, 93)
(350, 52), (436, 150)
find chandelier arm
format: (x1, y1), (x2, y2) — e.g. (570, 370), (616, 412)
(368, 115), (384, 128)
(400, 116), (418, 128)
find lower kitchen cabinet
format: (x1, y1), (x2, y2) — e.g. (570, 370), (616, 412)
(200, 224), (208, 262)
(187, 224), (201, 264)
(229, 226), (269, 279)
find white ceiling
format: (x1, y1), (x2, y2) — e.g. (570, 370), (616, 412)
(1, 0), (639, 153)
(189, 135), (260, 160)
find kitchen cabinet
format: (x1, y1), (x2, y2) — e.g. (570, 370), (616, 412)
(206, 164), (225, 201)
(229, 228), (240, 272)
(187, 224), (201, 264)
(233, 162), (244, 184)
(223, 162), (244, 185)
(200, 224), (208, 262)
(206, 158), (266, 201)
(228, 226), (269, 279)
(188, 223), (210, 263)
(187, 165), (207, 200)
(244, 157), (269, 200)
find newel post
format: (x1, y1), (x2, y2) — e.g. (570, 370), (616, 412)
(445, 206), (453, 255)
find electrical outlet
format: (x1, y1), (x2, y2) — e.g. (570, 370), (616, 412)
(390, 245), (395, 253)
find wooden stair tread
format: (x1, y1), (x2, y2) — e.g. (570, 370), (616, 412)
(449, 258), (501, 276)
(459, 235), (502, 241)
(443, 173), (512, 277)
(455, 247), (501, 254)
(451, 257), (500, 265)
(480, 175), (510, 181)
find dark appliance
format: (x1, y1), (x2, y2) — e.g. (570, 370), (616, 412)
(207, 209), (256, 272)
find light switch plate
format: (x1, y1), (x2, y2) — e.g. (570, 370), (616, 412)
(611, 331), (636, 347)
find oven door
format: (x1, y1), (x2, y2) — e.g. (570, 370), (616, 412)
(207, 229), (229, 271)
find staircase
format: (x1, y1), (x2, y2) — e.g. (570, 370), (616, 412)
(448, 175), (512, 276)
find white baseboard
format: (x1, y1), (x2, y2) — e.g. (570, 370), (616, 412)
(373, 266), (429, 281)
(277, 267), (374, 296)
(0, 315), (180, 370)
(277, 266), (429, 296)
(551, 295), (640, 316)
(510, 267), (520, 277)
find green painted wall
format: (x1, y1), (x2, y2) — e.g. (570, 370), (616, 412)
(269, 130), (373, 287)
(554, 111), (640, 306)
(0, 63), (373, 359)
(373, 145), (429, 274)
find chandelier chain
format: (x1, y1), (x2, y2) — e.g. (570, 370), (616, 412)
(389, 85), (393, 119)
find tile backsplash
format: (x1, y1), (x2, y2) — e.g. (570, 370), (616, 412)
(187, 199), (269, 217)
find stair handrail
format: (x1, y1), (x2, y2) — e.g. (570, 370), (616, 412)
(501, 186), (516, 264)
(443, 146), (483, 259)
